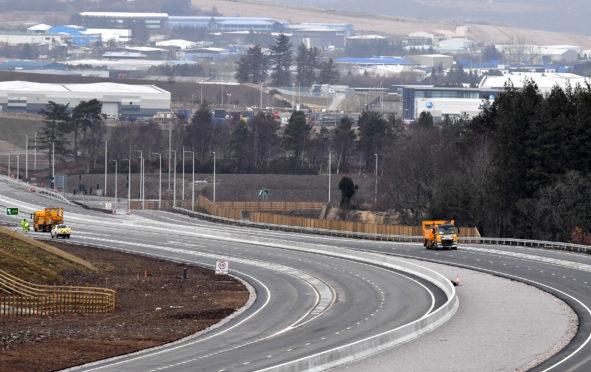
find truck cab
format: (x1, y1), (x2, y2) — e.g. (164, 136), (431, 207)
(422, 220), (458, 250)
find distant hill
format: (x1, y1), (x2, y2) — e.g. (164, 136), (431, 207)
(192, 0), (591, 47)
(262, 0), (591, 36)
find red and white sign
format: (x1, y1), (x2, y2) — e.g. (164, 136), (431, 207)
(215, 260), (228, 275)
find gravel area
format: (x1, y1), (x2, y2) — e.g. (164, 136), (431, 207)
(340, 259), (578, 372)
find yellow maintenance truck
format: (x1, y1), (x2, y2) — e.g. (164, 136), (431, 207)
(422, 220), (458, 250)
(34, 208), (64, 232)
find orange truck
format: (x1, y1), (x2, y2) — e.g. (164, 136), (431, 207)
(34, 208), (64, 232)
(422, 220), (458, 250)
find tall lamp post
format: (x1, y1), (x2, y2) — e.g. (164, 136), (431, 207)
(16, 155), (19, 182)
(6, 154), (9, 177)
(110, 159), (118, 204)
(134, 150), (143, 210)
(212, 151), (216, 202)
(104, 141), (108, 196)
(172, 151), (177, 207)
(33, 131), (37, 171)
(374, 153), (378, 206)
(52, 142), (55, 190)
(152, 153), (162, 209)
(183, 150), (195, 211)
(328, 151), (332, 204)
(182, 146), (185, 201)
(124, 158), (131, 214)
(25, 135), (28, 179)
(168, 121), (172, 191)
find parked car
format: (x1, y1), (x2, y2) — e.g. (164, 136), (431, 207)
(51, 224), (71, 239)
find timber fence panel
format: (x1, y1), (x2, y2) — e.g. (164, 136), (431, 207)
(0, 269), (116, 317)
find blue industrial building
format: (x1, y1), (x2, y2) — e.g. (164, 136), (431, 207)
(168, 16), (287, 33)
(47, 26), (101, 46)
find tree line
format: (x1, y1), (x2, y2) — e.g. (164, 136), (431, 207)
(235, 34), (339, 86)
(379, 80), (591, 244)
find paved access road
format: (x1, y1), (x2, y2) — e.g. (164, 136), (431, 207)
(0, 182), (444, 372)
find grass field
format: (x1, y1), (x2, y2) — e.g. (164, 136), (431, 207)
(0, 226), (93, 283)
(0, 116), (43, 151)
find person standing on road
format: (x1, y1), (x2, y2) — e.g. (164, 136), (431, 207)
(21, 219), (29, 232)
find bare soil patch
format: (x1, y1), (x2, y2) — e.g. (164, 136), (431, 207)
(0, 242), (249, 372)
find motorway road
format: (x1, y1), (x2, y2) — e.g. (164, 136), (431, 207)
(133, 210), (591, 371)
(0, 182), (445, 372)
(2, 179), (590, 371)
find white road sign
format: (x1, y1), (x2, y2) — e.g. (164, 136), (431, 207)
(215, 260), (229, 275)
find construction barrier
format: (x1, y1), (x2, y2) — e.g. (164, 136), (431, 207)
(0, 269), (116, 316)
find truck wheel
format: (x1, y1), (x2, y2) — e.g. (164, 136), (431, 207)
(66, 235), (70, 239)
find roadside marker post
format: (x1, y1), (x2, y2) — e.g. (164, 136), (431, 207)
(215, 260), (229, 275)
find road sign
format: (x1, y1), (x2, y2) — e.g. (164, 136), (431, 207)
(6, 208), (18, 215)
(259, 189), (270, 201)
(215, 260), (229, 275)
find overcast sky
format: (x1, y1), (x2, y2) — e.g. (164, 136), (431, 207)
(272, 0), (591, 35)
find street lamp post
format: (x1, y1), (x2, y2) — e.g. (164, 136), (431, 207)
(104, 141), (107, 196)
(52, 142), (55, 190)
(168, 120), (172, 191)
(152, 153), (162, 209)
(25, 135), (28, 180)
(173, 151), (177, 207)
(124, 158), (131, 213)
(110, 159), (118, 204)
(134, 150), (143, 210)
(16, 155), (19, 182)
(7, 154), (9, 177)
(183, 150), (195, 211)
(33, 131), (37, 171)
(182, 146), (185, 201)
(328, 151), (331, 204)
(212, 151), (216, 202)
(374, 153), (378, 206)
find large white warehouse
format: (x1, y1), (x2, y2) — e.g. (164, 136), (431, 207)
(0, 81), (170, 119)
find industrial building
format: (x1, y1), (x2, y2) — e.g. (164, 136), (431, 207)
(78, 12), (168, 30)
(478, 72), (590, 93)
(399, 85), (502, 121)
(0, 81), (170, 119)
(168, 16), (287, 33)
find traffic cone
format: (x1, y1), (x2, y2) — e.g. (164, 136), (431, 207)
(452, 276), (461, 286)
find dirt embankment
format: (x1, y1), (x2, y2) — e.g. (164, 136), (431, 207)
(0, 242), (249, 372)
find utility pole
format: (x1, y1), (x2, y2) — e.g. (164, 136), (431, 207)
(173, 151), (177, 207)
(16, 155), (19, 182)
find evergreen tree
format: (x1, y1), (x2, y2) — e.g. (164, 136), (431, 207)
(38, 102), (71, 181)
(357, 111), (393, 168)
(295, 44), (319, 87)
(282, 111), (311, 163)
(186, 104), (213, 161)
(235, 45), (268, 84)
(332, 116), (356, 173)
(318, 58), (340, 84)
(71, 99), (102, 161)
(230, 121), (251, 171)
(251, 112), (280, 169)
(269, 34), (293, 86)
(338, 176), (357, 208)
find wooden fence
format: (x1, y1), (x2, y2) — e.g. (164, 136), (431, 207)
(0, 269), (116, 317)
(250, 212), (481, 238)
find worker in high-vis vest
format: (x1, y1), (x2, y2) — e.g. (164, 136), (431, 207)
(21, 219), (29, 232)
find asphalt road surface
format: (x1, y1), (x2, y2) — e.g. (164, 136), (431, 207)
(0, 182), (444, 372)
(1, 180), (589, 371)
